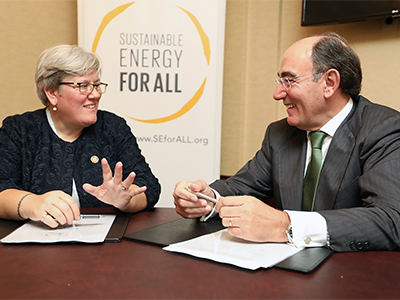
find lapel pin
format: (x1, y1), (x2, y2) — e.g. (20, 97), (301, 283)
(90, 155), (99, 164)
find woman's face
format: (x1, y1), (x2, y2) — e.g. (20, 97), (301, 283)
(51, 71), (101, 131)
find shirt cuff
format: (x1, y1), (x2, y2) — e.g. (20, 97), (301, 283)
(199, 188), (221, 222)
(200, 205), (217, 222)
(285, 210), (328, 248)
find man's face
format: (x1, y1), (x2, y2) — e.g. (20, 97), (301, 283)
(273, 38), (328, 132)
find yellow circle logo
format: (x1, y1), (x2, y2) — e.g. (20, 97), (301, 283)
(91, 2), (210, 124)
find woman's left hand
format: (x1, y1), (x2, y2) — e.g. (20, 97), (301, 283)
(83, 158), (147, 210)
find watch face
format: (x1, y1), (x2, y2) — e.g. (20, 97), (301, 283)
(286, 224), (293, 244)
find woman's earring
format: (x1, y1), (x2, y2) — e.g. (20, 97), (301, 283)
(53, 106), (57, 111)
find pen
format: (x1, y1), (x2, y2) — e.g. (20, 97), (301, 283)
(81, 214), (101, 219)
(185, 187), (218, 204)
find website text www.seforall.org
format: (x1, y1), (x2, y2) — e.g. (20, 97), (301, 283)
(137, 134), (209, 146)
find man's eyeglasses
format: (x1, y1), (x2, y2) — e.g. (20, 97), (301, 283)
(275, 72), (322, 89)
(59, 82), (108, 94)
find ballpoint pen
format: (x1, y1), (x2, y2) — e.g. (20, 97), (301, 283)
(185, 187), (218, 204)
(81, 214), (101, 219)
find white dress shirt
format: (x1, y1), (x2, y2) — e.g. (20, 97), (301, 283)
(286, 98), (353, 247)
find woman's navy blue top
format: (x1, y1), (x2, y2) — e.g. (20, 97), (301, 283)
(0, 108), (161, 210)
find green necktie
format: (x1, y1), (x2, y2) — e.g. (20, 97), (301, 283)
(302, 131), (327, 211)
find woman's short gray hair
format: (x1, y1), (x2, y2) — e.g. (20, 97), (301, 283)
(35, 44), (102, 106)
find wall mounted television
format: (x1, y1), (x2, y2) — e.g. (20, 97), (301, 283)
(302, 0), (400, 26)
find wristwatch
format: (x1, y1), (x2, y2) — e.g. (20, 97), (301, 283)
(286, 223), (294, 245)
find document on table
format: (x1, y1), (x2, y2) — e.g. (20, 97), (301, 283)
(163, 229), (303, 270)
(1, 214), (116, 244)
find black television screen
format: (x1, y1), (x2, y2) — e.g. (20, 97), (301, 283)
(302, 0), (400, 26)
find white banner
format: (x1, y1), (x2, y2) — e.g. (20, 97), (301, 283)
(78, 0), (226, 207)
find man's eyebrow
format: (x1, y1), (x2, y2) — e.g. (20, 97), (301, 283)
(278, 71), (296, 78)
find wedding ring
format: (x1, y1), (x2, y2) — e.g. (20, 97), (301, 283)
(120, 183), (128, 191)
(41, 213), (48, 222)
(229, 217), (233, 227)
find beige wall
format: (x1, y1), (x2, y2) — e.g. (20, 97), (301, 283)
(0, 0), (77, 118)
(221, 0), (400, 175)
(1, 0), (400, 177)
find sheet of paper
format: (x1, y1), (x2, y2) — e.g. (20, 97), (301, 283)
(164, 229), (303, 270)
(1, 214), (116, 244)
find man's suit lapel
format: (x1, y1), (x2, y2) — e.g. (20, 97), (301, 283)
(314, 101), (359, 211)
(277, 129), (307, 211)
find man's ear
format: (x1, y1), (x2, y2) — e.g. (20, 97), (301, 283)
(44, 88), (58, 107)
(323, 69), (340, 98)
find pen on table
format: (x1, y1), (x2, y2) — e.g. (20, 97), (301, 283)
(185, 187), (218, 204)
(80, 214), (101, 219)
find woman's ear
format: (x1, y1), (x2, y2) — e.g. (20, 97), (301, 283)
(44, 88), (58, 107)
(323, 69), (340, 98)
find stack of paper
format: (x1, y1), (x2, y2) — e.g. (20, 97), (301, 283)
(164, 229), (303, 270)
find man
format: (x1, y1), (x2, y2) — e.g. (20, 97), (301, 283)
(173, 32), (400, 252)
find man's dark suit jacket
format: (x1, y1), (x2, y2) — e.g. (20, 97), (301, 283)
(210, 95), (400, 252)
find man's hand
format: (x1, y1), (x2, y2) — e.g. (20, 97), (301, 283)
(216, 195), (290, 243)
(173, 179), (215, 218)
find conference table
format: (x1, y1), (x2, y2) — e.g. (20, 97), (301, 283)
(1, 207), (399, 299)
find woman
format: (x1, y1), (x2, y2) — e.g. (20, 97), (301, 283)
(0, 45), (161, 228)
